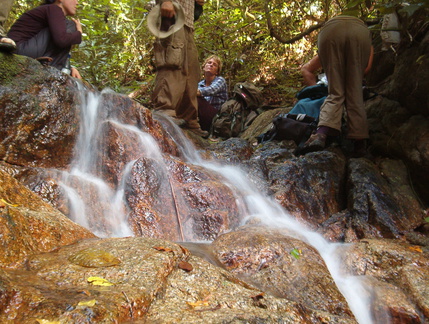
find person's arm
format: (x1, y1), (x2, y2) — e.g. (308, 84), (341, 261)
(71, 67), (82, 79)
(199, 77), (227, 97)
(160, 1), (175, 18)
(47, 6), (81, 48)
(300, 55), (321, 86)
(364, 46), (374, 75)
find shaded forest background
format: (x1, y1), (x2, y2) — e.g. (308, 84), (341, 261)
(5, 0), (428, 107)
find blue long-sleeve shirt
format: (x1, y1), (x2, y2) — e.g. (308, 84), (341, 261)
(198, 76), (228, 110)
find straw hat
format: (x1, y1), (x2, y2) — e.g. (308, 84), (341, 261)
(147, 2), (185, 38)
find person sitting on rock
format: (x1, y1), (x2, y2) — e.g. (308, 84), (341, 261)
(7, 0), (82, 79)
(197, 55), (228, 131)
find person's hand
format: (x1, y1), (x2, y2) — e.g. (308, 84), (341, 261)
(160, 1), (176, 18)
(196, 0), (205, 6)
(72, 18), (82, 33)
(71, 67), (82, 79)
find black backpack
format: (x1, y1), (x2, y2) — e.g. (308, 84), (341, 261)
(257, 113), (317, 146)
(211, 82), (263, 139)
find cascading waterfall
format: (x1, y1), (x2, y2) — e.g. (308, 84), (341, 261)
(60, 87), (375, 324)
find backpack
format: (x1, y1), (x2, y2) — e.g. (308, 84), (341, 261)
(257, 113), (317, 146)
(289, 83), (328, 119)
(256, 84), (327, 153)
(211, 82), (263, 139)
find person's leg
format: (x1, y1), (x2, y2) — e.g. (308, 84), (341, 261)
(197, 97), (218, 131)
(301, 18), (347, 153)
(0, 0), (14, 36)
(317, 18), (347, 133)
(344, 21), (371, 140)
(16, 28), (52, 59)
(152, 28), (187, 117)
(0, 0), (16, 51)
(175, 27), (201, 130)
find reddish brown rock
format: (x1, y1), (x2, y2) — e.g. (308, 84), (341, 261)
(211, 225), (354, 319)
(0, 169), (95, 268)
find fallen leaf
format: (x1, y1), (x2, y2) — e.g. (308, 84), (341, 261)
(77, 289), (92, 296)
(153, 246), (173, 252)
(178, 261), (193, 272)
(290, 248), (302, 260)
(409, 246), (423, 253)
(187, 300), (209, 307)
(36, 320), (61, 324)
(87, 276), (114, 286)
(78, 299), (97, 307)
(0, 198), (18, 207)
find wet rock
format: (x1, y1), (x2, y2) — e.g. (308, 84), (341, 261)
(342, 238), (429, 319)
(0, 236), (356, 323)
(0, 237), (187, 323)
(0, 169), (95, 268)
(211, 225), (355, 319)
(126, 155), (242, 241)
(209, 137), (254, 164)
(146, 253), (356, 324)
(346, 159), (424, 239)
(366, 277), (425, 324)
(0, 53), (81, 169)
(267, 149), (346, 228)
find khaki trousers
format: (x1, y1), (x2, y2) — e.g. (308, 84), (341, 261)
(318, 16), (371, 139)
(152, 26), (201, 129)
(0, 0), (14, 36)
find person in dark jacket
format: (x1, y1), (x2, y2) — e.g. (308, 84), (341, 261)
(8, 0), (82, 78)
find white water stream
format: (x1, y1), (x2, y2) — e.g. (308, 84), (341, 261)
(59, 88), (375, 323)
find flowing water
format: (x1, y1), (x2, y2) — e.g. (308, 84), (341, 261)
(59, 88), (375, 324)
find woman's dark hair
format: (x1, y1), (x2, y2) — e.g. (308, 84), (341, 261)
(44, 0), (56, 4)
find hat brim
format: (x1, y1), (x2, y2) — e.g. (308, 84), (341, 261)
(147, 2), (185, 39)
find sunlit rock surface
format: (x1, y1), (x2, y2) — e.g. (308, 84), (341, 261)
(342, 238), (429, 321)
(0, 236), (357, 323)
(0, 169), (95, 268)
(211, 225), (354, 318)
(126, 155), (242, 241)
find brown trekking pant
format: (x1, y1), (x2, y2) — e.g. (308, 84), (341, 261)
(318, 16), (372, 139)
(152, 26), (201, 129)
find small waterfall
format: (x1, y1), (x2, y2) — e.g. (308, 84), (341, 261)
(60, 87), (374, 323)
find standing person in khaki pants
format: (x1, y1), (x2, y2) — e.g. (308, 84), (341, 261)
(151, 0), (209, 138)
(300, 15), (374, 156)
(0, 0), (16, 51)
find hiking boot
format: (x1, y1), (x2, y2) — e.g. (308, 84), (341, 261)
(36, 56), (53, 66)
(187, 127), (209, 138)
(0, 37), (16, 52)
(208, 135), (221, 143)
(300, 133), (327, 154)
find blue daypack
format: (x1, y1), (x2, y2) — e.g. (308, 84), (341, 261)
(289, 84), (328, 119)
(257, 84), (328, 153)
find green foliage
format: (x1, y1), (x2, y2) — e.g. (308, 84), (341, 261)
(5, 0), (429, 106)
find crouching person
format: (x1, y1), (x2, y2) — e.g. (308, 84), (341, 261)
(8, 0), (82, 79)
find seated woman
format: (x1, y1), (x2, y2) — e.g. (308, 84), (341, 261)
(8, 0), (82, 79)
(197, 55), (228, 131)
